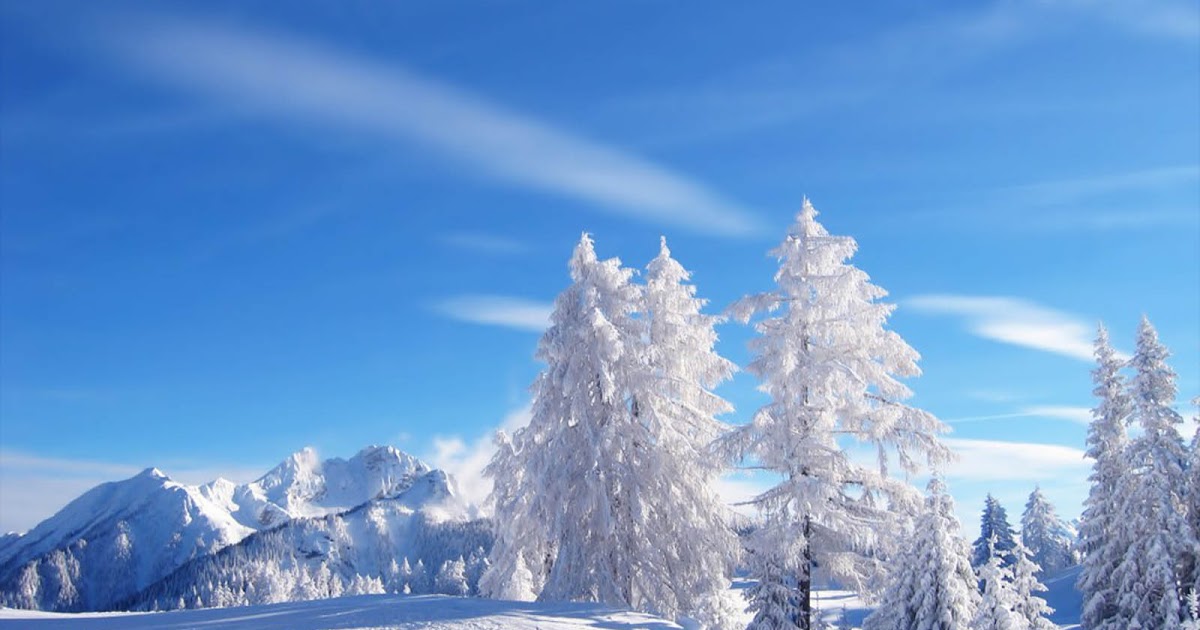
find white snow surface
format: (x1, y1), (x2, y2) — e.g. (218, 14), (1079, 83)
(0, 594), (684, 629)
(0, 569), (1084, 629)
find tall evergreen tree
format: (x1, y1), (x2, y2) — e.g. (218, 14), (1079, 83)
(626, 237), (740, 625)
(863, 478), (978, 630)
(1185, 398), (1200, 602)
(483, 235), (739, 626)
(720, 200), (951, 630)
(1077, 324), (1133, 630)
(972, 495), (1017, 569)
(483, 233), (643, 606)
(1020, 487), (1073, 577)
(1111, 317), (1191, 629)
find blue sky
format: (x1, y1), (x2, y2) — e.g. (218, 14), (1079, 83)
(1, 0), (1197, 533)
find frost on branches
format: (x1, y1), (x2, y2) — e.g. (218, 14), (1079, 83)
(1077, 324), (1132, 630)
(482, 234), (738, 627)
(1110, 317), (1192, 629)
(719, 200), (951, 629)
(863, 478), (978, 630)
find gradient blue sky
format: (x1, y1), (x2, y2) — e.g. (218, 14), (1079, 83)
(1, 0), (1197, 533)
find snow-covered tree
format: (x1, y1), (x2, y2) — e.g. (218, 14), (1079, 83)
(619, 236), (739, 624)
(484, 234), (739, 625)
(863, 478), (978, 630)
(1185, 397), (1200, 601)
(973, 535), (1023, 630)
(973, 495), (1017, 569)
(1111, 317), (1191, 629)
(1185, 590), (1200, 630)
(1010, 538), (1056, 630)
(410, 559), (429, 595)
(744, 531), (800, 630)
(435, 557), (469, 597)
(483, 234), (643, 608)
(719, 201), (951, 629)
(479, 431), (543, 601)
(1020, 487), (1074, 577)
(1078, 324), (1133, 629)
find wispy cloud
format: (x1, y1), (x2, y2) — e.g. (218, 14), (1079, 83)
(424, 404), (532, 510)
(945, 405), (1093, 426)
(102, 18), (761, 237)
(1007, 164), (1200, 206)
(0, 450), (264, 533)
(906, 295), (1110, 361)
(437, 232), (525, 256)
(1054, 0), (1200, 42)
(942, 438), (1089, 481)
(433, 295), (552, 332)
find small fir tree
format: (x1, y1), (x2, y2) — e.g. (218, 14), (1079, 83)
(972, 494), (1017, 569)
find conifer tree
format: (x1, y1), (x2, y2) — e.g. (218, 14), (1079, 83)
(1185, 397), (1200, 602)
(973, 535), (1023, 630)
(484, 234), (739, 626)
(1020, 487), (1073, 577)
(972, 495), (1017, 569)
(1010, 538), (1056, 630)
(863, 478), (978, 630)
(720, 201), (950, 630)
(623, 236), (740, 625)
(484, 234), (643, 607)
(1111, 317), (1190, 629)
(1078, 324), (1132, 629)
(435, 557), (469, 597)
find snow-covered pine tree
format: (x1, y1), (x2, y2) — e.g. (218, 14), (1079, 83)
(863, 478), (978, 630)
(479, 430), (543, 601)
(411, 559), (429, 595)
(721, 199), (952, 630)
(484, 234), (737, 626)
(1111, 317), (1192, 629)
(1185, 397), (1200, 602)
(972, 495), (1017, 569)
(435, 557), (469, 597)
(1185, 590), (1200, 630)
(1077, 324), (1133, 630)
(744, 534), (800, 630)
(484, 234), (643, 608)
(619, 236), (739, 624)
(1020, 487), (1073, 577)
(973, 535), (1023, 630)
(1010, 537), (1056, 630)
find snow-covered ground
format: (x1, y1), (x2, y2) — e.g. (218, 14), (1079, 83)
(0, 567), (1082, 629)
(0, 594), (683, 629)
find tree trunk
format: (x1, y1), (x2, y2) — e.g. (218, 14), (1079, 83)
(798, 516), (812, 630)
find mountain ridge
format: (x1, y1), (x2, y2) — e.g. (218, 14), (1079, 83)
(0, 444), (467, 612)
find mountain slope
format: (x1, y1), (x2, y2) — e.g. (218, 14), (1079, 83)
(0, 445), (453, 612)
(125, 468), (493, 611)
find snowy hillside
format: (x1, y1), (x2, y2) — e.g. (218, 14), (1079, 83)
(124, 469), (493, 611)
(0, 446), (457, 612)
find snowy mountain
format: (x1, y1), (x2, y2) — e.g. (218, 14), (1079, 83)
(124, 471), (493, 611)
(0, 445), (463, 612)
